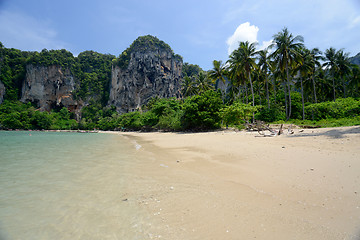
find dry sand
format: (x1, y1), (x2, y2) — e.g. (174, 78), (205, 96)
(117, 126), (360, 239)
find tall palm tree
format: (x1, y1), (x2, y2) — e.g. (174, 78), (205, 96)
(295, 48), (312, 120)
(308, 48), (323, 103)
(195, 71), (214, 93)
(227, 47), (246, 102)
(271, 27), (304, 120)
(335, 50), (352, 98)
(257, 48), (272, 108)
(208, 60), (226, 85)
(323, 47), (339, 101)
(349, 64), (360, 97)
(228, 41), (258, 121)
(208, 60), (227, 101)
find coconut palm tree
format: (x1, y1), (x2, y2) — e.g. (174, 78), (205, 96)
(349, 64), (360, 97)
(335, 50), (352, 98)
(195, 71), (214, 93)
(208, 60), (226, 85)
(208, 60), (227, 101)
(181, 76), (197, 97)
(308, 48), (323, 103)
(295, 48), (312, 120)
(271, 27), (304, 120)
(257, 48), (272, 108)
(323, 47), (339, 101)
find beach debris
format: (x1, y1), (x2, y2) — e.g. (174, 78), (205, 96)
(251, 121), (286, 137)
(282, 146), (285, 149)
(160, 163), (168, 168)
(176, 160), (180, 163)
(310, 168), (314, 171)
(122, 198), (128, 201)
(170, 186), (174, 190)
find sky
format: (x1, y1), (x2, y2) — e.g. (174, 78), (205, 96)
(0, 0), (359, 70)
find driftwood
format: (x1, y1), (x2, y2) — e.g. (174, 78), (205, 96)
(246, 121), (295, 137)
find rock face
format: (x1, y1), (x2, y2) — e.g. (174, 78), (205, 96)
(0, 80), (5, 104)
(109, 48), (182, 113)
(20, 65), (79, 112)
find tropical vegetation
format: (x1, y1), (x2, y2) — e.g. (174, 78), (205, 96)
(0, 28), (359, 131)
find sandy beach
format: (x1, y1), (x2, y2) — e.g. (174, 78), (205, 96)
(114, 126), (360, 239)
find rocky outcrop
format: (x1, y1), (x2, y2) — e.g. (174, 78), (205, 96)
(109, 46), (182, 113)
(0, 80), (5, 104)
(20, 65), (79, 113)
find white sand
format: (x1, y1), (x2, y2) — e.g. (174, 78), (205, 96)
(115, 126), (360, 239)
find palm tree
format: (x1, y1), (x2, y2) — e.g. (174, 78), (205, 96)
(295, 48), (312, 120)
(208, 60), (227, 101)
(271, 27), (304, 120)
(228, 41), (258, 122)
(335, 50), (352, 98)
(308, 48), (323, 103)
(195, 71), (214, 93)
(349, 64), (360, 97)
(323, 47), (339, 101)
(227, 47), (246, 102)
(208, 60), (226, 85)
(257, 48), (272, 108)
(181, 76), (197, 97)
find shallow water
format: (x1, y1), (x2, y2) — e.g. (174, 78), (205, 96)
(0, 131), (151, 240)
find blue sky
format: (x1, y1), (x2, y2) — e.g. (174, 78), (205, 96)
(0, 0), (359, 70)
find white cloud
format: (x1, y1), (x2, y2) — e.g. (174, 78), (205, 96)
(226, 22), (259, 55)
(226, 22), (274, 55)
(0, 10), (68, 51)
(259, 40), (273, 51)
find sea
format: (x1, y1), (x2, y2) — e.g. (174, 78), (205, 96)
(0, 131), (153, 240)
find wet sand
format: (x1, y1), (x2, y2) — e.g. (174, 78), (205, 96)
(115, 126), (360, 239)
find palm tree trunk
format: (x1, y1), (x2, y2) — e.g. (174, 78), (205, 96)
(245, 84), (249, 104)
(312, 75), (317, 103)
(266, 76), (270, 108)
(286, 63), (292, 120)
(300, 77), (305, 120)
(258, 87), (262, 105)
(273, 76), (277, 104)
(332, 72), (336, 102)
(249, 72), (255, 123)
(342, 76), (346, 98)
(283, 81), (288, 119)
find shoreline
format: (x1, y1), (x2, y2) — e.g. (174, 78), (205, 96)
(112, 126), (360, 239)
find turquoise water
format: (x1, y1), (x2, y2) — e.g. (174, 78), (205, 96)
(0, 131), (150, 239)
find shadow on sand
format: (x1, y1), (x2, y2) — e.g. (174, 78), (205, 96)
(288, 126), (360, 139)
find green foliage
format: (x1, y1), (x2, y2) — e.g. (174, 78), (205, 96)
(255, 105), (286, 122)
(0, 101), (78, 130)
(221, 102), (259, 126)
(0, 47), (34, 100)
(72, 51), (115, 104)
(181, 90), (223, 130)
(113, 35), (182, 69)
(305, 98), (360, 120)
(27, 49), (75, 68)
(118, 111), (143, 130)
(182, 62), (203, 78)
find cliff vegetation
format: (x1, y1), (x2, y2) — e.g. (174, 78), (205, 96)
(1, 28), (360, 131)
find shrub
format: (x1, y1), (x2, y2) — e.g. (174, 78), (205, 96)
(305, 97), (360, 120)
(181, 90), (223, 130)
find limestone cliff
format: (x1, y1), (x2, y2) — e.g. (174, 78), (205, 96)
(20, 65), (79, 113)
(109, 36), (182, 113)
(0, 80), (5, 104)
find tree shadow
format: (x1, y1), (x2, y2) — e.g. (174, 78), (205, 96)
(288, 126), (360, 139)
